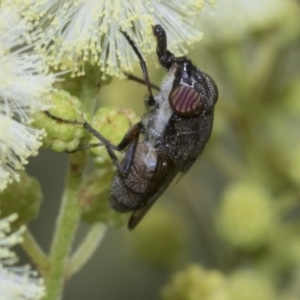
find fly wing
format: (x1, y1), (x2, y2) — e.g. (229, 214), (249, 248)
(128, 155), (177, 230)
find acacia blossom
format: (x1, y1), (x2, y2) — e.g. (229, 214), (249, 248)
(7, 0), (215, 77)
(0, 7), (57, 191)
(0, 214), (45, 300)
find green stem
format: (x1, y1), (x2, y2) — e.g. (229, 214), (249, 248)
(22, 229), (50, 275)
(44, 152), (86, 300)
(66, 223), (107, 279)
(80, 65), (101, 115)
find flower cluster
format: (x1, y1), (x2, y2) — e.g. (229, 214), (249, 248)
(161, 265), (226, 300)
(0, 214), (45, 300)
(0, 7), (57, 191)
(7, 0), (215, 77)
(217, 181), (277, 250)
(161, 265), (276, 300)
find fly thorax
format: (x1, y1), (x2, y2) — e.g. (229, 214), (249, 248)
(151, 69), (176, 138)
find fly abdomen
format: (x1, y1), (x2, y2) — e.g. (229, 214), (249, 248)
(109, 143), (156, 212)
(110, 176), (144, 212)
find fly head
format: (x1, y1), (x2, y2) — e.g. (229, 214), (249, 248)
(153, 24), (218, 118)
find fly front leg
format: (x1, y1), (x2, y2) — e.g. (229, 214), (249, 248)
(120, 29), (155, 105)
(124, 73), (160, 91)
(45, 110), (142, 175)
(44, 110), (83, 125)
(82, 121), (142, 177)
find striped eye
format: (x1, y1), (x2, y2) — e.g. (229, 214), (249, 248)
(169, 85), (203, 117)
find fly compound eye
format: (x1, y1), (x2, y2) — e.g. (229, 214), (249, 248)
(169, 85), (204, 117)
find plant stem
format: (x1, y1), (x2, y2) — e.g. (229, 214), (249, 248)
(22, 228), (50, 275)
(44, 152), (86, 300)
(80, 65), (101, 116)
(66, 223), (107, 279)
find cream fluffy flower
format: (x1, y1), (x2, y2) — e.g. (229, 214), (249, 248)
(8, 0), (215, 77)
(0, 116), (43, 191)
(0, 7), (57, 191)
(0, 214), (45, 300)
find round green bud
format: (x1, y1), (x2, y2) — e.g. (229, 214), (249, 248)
(89, 107), (138, 166)
(57, 64), (112, 96)
(80, 169), (127, 227)
(0, 171), (42, 230)
(217, 181), (277, 250)
(161, 265), (225, 300)
(32, 90), (86, 152)
(129, 206), (186, 267)
(226, 270), (276, 300)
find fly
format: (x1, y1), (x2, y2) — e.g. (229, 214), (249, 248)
(46, 24), (218, 230)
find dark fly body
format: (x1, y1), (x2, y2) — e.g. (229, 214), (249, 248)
(107, 25), (218, 229)
(47, 24), (218, 230)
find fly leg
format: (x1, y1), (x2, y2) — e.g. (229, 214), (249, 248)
(45, 110), (141, 176)
(82, 120), (142, 176)
(120, 29), (156, 106)
(124, 72), (160, 91)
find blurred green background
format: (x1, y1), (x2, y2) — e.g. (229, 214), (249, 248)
(23, 0), (300, 299)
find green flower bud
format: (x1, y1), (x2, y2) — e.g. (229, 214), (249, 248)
(80, 169), (127, 227)
(33, 90), (86, 152)
(217, 181), (277, 250)
(161, 265), (226, 300)
(130, 206), (186, 267)
(57, 64), (112, 97)
(226, 270), (276, 300)
(89, 107), (138, 166)
(0, 171), (42, 229)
